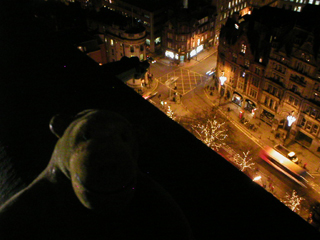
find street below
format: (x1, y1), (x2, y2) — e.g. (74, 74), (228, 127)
(145, 50), (320, 221)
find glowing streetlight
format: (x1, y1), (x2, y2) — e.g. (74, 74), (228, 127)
(287, 111), (296, 127)
(285, 111), (296, 142)
(219, 72), (227, 86)
(218, 72), (227, 105)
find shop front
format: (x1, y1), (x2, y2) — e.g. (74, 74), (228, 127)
(232, 92), (243, 107)
(245, 99), (256, 113)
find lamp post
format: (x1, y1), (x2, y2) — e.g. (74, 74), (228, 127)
(285, 111), (296, 142)
(219, 72), (227, 106)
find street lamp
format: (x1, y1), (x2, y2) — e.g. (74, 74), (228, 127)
(219, 72), (227, 105)
(285, 111), (296, 142)
(287, 111), (296, 127)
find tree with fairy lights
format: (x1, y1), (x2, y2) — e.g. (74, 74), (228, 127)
(191, 119), (228, 151)
(233, 151), (255, 172)
(166, 106), (175, 120)
(282, 190), (304, 213)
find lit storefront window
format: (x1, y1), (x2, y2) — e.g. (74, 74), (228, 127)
(165, 50), (174, 59)
(196, 44), (203, 53)
(190, 49), (197, 57)
(190, 44), (204, 58)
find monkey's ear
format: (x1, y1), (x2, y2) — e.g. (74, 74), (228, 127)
(49, 114), (74, 138)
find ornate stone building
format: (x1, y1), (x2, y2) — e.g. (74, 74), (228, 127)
(217, 6), (320, 156)
(102, 0), (169, 53)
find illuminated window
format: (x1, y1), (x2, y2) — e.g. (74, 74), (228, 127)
(110, 39), (114, 46)
(228, 2), (231, 8)
(197, 39), (200, 46)
(316, 0), (320, 4)
(244, 2), (246, 7)
(309, 0), (313, 3)
(146, 39), (150, 45)
(259, 57), (263, 63)
(241, 43), (246, 54)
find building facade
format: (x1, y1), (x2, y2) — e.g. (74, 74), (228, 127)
(87, 8), (147, 62)
(102, 0), (169, 53)
(162, 5), (216, 63)
(216, 6), (320, 156)
(104, 25), (147, 62)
